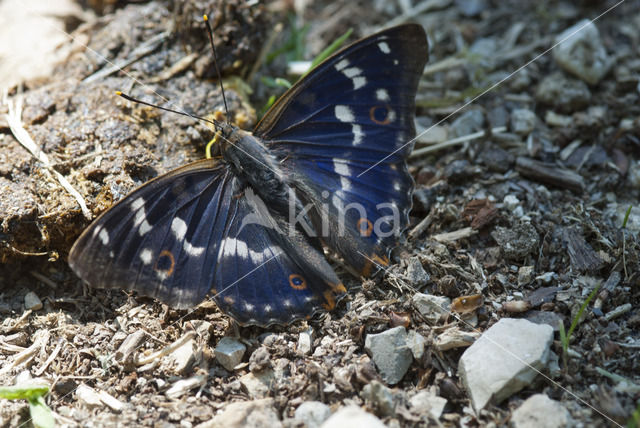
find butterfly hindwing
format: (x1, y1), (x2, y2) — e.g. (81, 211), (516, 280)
(213, 184), (346, 325)
(256, 24), (428, 273)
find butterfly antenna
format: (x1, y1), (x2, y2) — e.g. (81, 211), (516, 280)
(115, 91), (221, 130)
(203, 14), (230, 122)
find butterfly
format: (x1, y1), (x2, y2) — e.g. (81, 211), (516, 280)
(69, 24), (429, 326)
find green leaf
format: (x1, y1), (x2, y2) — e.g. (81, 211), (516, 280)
(29, 396), (55, 428)
(622, 205), (632, 228)
(0, 384), (49, 401)
(304, 28), (353, 77)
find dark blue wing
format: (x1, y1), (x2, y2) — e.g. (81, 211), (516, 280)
(212, 184), (346, 325)
(69, 159), (233, 308)
(254, 24), (428, 274)
(69, 159), (346, 325)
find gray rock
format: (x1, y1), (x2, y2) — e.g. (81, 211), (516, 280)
(458, 318), (554, 410)
(491, 222), (540, 260)
(294, 401), (331, 428)
(197, 398), (281, 428)
(450, 109), (485, 138)
(320, 405), (386, 428)
(409, 390), (447, 420)
(239, 369), (275, 398)
(412, 293), (451, 324)
(24, 291), (42, 311)
(510, 109), (536, 136)
(364, 326), (413, 385)
(517, 266), (535, 286)
(478, 147), (514, 173)
(405, 257), (429, 288)
(510, 394), (573, 428)
(406, 330), (426, 360)
(361, 380), (396, 416)
(455, 0), (487, 17)
(553, 20), (613, 85)
(215, 337), (246, 371)
(535, 72), (591, 113)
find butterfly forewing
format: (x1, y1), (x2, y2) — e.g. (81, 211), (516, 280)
(69, 159), (232, 308)
(256, 24), (428, 274)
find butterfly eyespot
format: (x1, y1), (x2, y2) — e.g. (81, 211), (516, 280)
(154, 250), (175, 278)
(289, 274), (307, 290)
(357, 218), (373, 237)
(369, 105), (394, 125)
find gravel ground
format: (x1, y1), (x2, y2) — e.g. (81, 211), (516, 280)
(1, 0), (639, 427)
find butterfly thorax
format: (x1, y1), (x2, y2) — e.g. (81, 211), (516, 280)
(219, 123), (291, 213)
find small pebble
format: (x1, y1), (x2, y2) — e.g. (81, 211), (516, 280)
(510, 109), (536, 136)
(294, 401), (331, 428)
(24, 291), (43, 311)
(214, 337), (246, 371)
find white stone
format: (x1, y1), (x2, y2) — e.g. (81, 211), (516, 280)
(553, 19), (613, 85)
(409, 390), (447, 420)
(458, 318), (554, 411)
(406, 330), (426, 360)
(294, 401), (331, 428)
(24, 291), (42, 311)
(298, 328), (313, 355)
(320, 405), (385, 428)
(510, 394), (573, 428)
(412, 293), (450, 324)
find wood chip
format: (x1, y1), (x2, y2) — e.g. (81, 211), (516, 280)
(515, 156), (585, 193)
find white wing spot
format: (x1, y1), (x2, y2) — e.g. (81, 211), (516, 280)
(264, 304), (273, 313)
(221, 237), (280, 263)
(378, 41), (391, 54)
(393, 59), (399, 65)
(335, 105), (354, 123)
(140, 248), (153, 265)
(335, 58), (350, 71)
(342, 67), (361, 78)
(184, 241), (205, 256)
(171, 217), (187, 240)
(352, 124), (364, 146)
(376, 88), (390, 102)
(341, 67), (367, 90)
(244, 303), (255, 312)
(98, 228), (109, 245)
(393, 181), (402, 191)
(352, 76), (366, 90)
(131, 197), (145, 211)
(283, 299), (293, 308)
(132, 198), (152, 236)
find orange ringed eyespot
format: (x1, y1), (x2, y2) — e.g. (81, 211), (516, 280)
(369, 105), (392, 125)
(357, 218), (373, 237)
(155, 250), (175, 276)
(289, 274), (307, 290)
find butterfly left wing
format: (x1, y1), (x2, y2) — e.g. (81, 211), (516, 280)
(69, 159), (235, 308)
(254, 24), (428, 274)
(69, 158), (346, 325)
